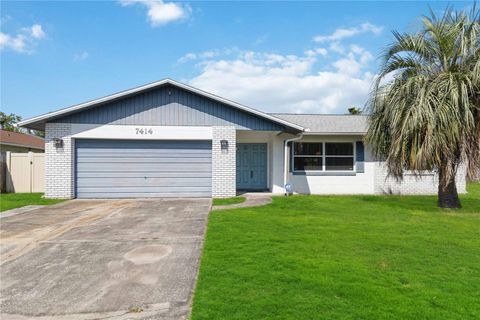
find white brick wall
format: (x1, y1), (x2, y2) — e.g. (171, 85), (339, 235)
(374, 162), (467, 195)
(212, 126), (236, 198)
(45, 123), (74, 199)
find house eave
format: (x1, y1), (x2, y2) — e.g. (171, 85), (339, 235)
(0, 142), (44, 150)
(302, 132), (367, 136)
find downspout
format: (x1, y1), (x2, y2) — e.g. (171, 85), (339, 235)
(284, 132), (304, 194)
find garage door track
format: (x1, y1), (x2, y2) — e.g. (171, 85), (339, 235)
(0, 198), (211, 319)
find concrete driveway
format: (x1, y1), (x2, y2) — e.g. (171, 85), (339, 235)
(0, 198), (211, 320)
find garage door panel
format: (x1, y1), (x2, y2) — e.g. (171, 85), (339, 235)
(77, 177), (212, 187)
(77, 140), (210, 149)
(75, 139), (212, 198)
(77, 163), (212, 172)
(78, 146), (211, 156)
(77, 171), (212, 178)
(77, 186), (212, 193)
(78, 192), (211, 198)
(80, 149), (211, 158)
(77, 157), (212, 163)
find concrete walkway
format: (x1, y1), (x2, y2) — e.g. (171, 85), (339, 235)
(212, 193), (272, 211)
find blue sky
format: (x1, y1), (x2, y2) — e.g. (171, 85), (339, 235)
(0, 1), (472, 119)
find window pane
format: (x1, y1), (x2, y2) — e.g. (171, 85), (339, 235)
(326, 157), (354, 171)
(294, 143), (322, 155)
(325, 143), (353, 156)
(294, 157), (323, 170)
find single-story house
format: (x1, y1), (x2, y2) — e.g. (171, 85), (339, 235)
(18, 79), (466, 199)
(0, 129), (44, 153)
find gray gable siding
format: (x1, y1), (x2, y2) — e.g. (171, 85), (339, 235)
(52, 85), (286, 131)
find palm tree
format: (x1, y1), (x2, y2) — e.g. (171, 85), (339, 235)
(366, 6), (480, 208)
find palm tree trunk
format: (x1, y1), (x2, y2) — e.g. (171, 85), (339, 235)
(438, 164), (461, 209)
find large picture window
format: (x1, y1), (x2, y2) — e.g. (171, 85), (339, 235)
(293, 142), (355, 172)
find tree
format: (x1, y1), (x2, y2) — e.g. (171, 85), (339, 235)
(0, 112), (22, 132)
(0, 112), (44, 137)
(366, 6), (480, 208)
(348, 107), (363, 115)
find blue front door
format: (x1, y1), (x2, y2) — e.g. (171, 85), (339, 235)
(236, 143), (268, 191)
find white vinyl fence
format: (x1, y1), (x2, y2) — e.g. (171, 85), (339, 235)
(5, 152), (45, 193)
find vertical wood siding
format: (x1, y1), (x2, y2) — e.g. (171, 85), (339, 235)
(53, 85), (285, 131)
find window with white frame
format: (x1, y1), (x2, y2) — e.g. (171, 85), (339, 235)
(293, 142), (355, 171)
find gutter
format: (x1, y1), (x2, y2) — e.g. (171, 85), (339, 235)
(283, 131), (305, 194)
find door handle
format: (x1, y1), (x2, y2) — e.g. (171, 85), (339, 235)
(250, 170), (253, 178)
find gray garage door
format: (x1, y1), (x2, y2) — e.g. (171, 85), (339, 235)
(75, 139), (212, 198)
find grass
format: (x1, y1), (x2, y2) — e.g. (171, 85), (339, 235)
(212, 196), (246, 206)
(192, 183), (480, 320)
(0, 193), (65, 212)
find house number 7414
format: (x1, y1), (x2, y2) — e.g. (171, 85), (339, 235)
(135, 128), (153, 135)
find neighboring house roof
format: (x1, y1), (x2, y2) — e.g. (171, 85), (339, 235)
(0, 130), (45, 150)
(18, 79), (304, 132)
(270, 114), (369, 135)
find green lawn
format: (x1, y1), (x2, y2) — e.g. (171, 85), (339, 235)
(192, 183), (480, 319)
(212, 196), (246, 206)
(0, 193), (65, 212)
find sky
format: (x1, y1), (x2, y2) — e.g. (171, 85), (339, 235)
(0, 0), (473, 119)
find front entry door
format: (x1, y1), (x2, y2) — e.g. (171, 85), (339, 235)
(236, 143), (268, 191)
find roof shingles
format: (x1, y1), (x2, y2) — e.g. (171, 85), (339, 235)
(270, 114), (368, 134)
(0, 130), (45, 150)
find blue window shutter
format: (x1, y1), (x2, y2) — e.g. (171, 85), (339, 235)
(288, 141), (293, 172)
(356, 141), (365, 173)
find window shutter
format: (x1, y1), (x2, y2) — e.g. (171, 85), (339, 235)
(356, 141), (365, 173)
(287, 141), (293, 172)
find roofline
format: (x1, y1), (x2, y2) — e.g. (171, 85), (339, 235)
(269, 113), (369, 116)
(18, 79), (304, 132)
(0, 141), (45, 149)
(302, 132), (366, 135)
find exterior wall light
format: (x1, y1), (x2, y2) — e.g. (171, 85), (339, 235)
(220, 140), (229, 150)
(53, 138), (64, 148)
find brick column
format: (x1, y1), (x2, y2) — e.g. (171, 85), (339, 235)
(212, 126), (236, 198)
(45, 123), (74, 199)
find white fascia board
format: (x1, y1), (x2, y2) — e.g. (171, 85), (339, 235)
(70, 124), (213, 140)
(302, 132), (367, 136)
(18, 79), (304, 132)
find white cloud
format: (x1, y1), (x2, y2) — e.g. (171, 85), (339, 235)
(329, 42), (345, 54)
(305, 47), (328, 57)
(178, 52), (197, 63)
(120, 0), (191, 26)
(29, 24), (45, 39)
(186, 46), (374, 114)
(314, 22), (383, 42)
(74, 51), (89, 61)
(333, 57), (362, 76)
(178, 47), (238, 63)
(0, 23), (46, 53)
(0, 32), (27, 52)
